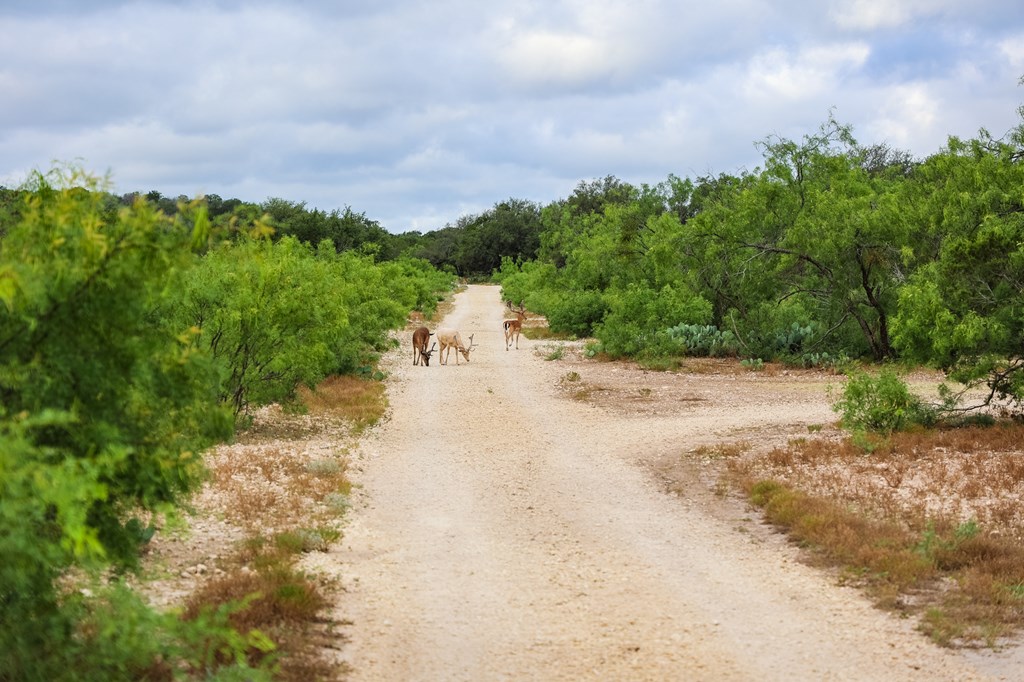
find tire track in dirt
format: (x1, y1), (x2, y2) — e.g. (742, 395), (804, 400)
(315, 284), (990, 681)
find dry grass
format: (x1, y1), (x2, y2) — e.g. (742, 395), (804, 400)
(297, 375), (387, 433)
(729, 422), (1024, 647)
(692, 441), (752, 460)
(145, 373), (373, 680)
(206, 441), (351, 532)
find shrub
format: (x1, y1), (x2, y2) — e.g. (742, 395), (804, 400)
(596, 283), (711, 357)
(832, 368), (935, 433)
(164, 238), (436, 417)
(545, 289), (608, 337)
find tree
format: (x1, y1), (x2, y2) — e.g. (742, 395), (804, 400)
(707, 117), (911, 360)
(539, 176), (638, 268)
(565, 175), (637, 216)
(412, 224), (462, 272)
(892, 128), (1024, 410)
(454, 198), (542, 277)
(0, 168), (232, 676)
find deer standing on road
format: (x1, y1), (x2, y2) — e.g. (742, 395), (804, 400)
(412, 326), (437, 366)
(503, 302), (527, 351)
(436, 328), (477, 365)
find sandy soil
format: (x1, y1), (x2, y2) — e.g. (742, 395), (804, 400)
(305, 284), (1007, 681)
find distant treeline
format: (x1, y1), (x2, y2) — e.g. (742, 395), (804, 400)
(0, 185), (543, 278)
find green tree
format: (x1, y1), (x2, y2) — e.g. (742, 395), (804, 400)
(263, 197), (397, 257)
(674, 172), (771, 338)
(892, 128), (1024, 409)
(699, 117), (912, 360)
(454, 198), (542, 278)
(0, 169), (229, 562)
(0, 168), (233, 677)
(539, 176), (638, 268)
(167, 236), (451, 417)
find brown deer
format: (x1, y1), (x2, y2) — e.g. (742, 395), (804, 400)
(412, 327), (437, 366)
(503, 301), (527, 351)
(436, 328), (477, 365)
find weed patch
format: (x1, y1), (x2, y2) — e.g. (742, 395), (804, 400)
(730, 422), (1024, 647)
(543, 344), (566, 361)
(182, 553), (335, 680)
(692, 442), (751, 460)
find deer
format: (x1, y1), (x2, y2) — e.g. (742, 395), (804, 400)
(503, 301), (527, 351)
(436, 328), (477, 365)
(412, 326), (437, 366)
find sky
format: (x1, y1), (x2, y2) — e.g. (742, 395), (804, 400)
(2, 1), (1023, 234)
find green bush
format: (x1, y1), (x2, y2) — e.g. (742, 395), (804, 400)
(164, 238), (448, 417)
(546, 289), (608, 337)
(596, 283), (711, 357)
(832, 368), (935, 433)
(0, 168), (261, 679)
(2, 578), (275, 682)
(0, 169), (230, 567)
(378, 256), (454, 318)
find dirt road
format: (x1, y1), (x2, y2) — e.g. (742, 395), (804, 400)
(322, 284), (990, 681)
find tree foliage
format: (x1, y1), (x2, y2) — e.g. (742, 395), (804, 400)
(892, 130), (1024, 408)
(165, 236), (451, 416)
(687, 117), (912, 361)
(410, 198), (543, 277)
(0, 168), (235, 677)
(262, 197), (397, 258)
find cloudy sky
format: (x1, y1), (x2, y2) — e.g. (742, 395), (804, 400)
(2, 1), (1023, 233)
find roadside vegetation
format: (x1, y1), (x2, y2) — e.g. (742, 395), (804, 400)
(169, 375), (389, 680)
(704, 363), (1021, 648)
(496, 108), (1024, 423)
(0, 169), (450, 680)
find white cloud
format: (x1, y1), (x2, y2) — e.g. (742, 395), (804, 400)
(999, 34), (1024, 69)
(864, 83), (939, 148)
(743, 43), (871, 101)
(486, 0), (668, 91)
(2, 1), (1023, 231)
(495, 29), (620, 89)
(829, 0), (950, 30)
